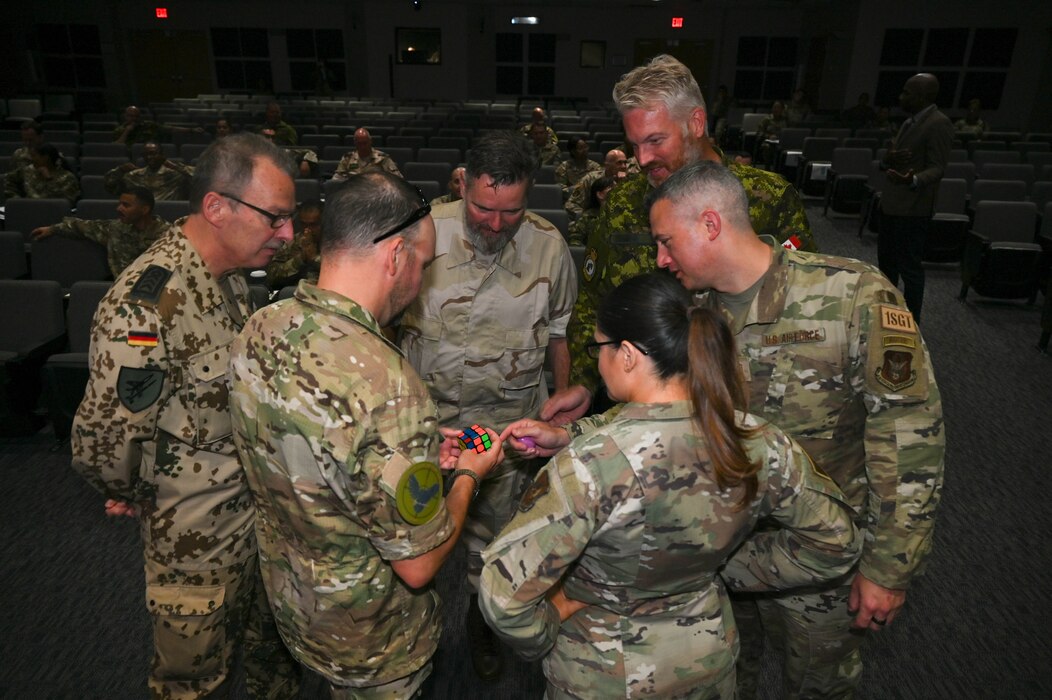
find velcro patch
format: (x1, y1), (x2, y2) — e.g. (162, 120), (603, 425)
(395, 461), (443, 525)
(117, 366), (165, 413)
(519, 469), (551, 512)
(130, 265), (172, 304)
(875, 350), (917, 391)
(879, 305), (916, 334)
(127, 331), (159, 347)
(882, 334), (916, 349)
(582, 248), (598, 283)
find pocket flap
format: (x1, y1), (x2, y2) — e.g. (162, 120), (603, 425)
(146, 583), (225, 617)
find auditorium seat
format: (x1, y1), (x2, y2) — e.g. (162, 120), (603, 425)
(924, 178), (970, 263)
(959, 201), (1041, 303)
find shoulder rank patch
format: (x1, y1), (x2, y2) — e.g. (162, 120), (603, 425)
(117, 366), (165, 413)
(879, 305), (916, 334)
(582, 248), (598, 283)
(519, 469), (551, 512)
(129, 265), (173, 304)
(127, 330), (159, 348)
(396, 461), (443, 525)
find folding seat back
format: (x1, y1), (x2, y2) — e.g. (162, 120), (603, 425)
(535, 165), (556, 185)
(381, 147), (414, 170)
(153, 200), (191, 222)
(403, 161), (452, 184)
(971, 179), (1027, 208)
(796, 137), (839, 195)
(31, 235), (111, 289)
(823, 148), (872, 215)
(979, 163), (1034, 192)
(79, 156), (128, 176)
(924, 179), (970, 263)
(528, 184), (563, 210)
(416, 148), (461, 167)
(960, 201), (1042, 302)
(74, 199), (118, 221)
(973, 150), (1021, 170)
(0, 231), (28, 280)
(409, 180), (440, 203)
(6, 199), (72, 245)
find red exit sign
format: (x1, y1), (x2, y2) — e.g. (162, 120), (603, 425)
(156, 7), (168, 18)
(672, 17), (684, 28)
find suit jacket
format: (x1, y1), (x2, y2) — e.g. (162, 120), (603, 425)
(881, 106), (954, 217)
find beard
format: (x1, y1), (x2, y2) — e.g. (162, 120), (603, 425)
(464, 210), (521, 255)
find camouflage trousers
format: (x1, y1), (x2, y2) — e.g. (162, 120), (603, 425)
(463, 455), (538, 590)
(732, 577), (863, 700)
(145, 556), (301, 700)
(329, 661), (432, 699)
(542, 671), (736, 700)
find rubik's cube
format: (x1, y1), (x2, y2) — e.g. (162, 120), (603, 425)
(456, 424), (492, 453)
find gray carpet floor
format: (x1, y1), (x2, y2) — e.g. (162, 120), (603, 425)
(2, 200), (1050, 698)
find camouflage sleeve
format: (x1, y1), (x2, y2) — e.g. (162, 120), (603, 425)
(752, 175), (816, 253)
(479, 448), (599, 661)
(71, 300), (170, 503)
(331, 155), (352, 182)
(383, 157), (403, 179)
(852, 277), (944, 588)
(566, 202), (617, 392)
(565, 403), (624, 439)
(54, 217), (114, 246)
(722, 429), (861, 592)
(554, 162), (571, 196)
(103, 167), (126, 195)
(56, 171), (80, 203)
(4, 168), (23, 198)
(565, 180), (588, 220)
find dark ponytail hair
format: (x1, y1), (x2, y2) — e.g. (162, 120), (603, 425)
(597, 273), (759, 508)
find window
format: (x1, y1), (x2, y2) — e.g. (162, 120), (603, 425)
(35, 24), (105, 89)
(396, 28), (441, 65)
(287, 29), (347, 92)
(212, 27), (273, 92)
(875, 27), (1016, 110)
(733, 36), (797, 101)
(496, 33), (557, 95)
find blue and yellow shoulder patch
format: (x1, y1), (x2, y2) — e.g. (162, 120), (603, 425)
(396, 461), (443, 525)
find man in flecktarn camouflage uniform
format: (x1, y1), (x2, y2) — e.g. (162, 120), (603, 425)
(71, 133), (301, 700)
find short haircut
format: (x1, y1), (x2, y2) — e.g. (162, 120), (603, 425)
(299, 198), (323, 216)
(188, 133), (294, 213)
(466, 130), (537, 188)
(588, 176), (615, 209)
(21, 120), (42, 135)
(321, 171), (425, 255)
(31, 142), (60, 165)
(646, 161), (751, 230)
(612, 54), (706, 122)
(122, 185), (155, 210)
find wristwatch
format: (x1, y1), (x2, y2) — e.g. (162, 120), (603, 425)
(451, 469), (481, 499)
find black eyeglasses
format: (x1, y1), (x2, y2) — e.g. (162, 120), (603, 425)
(372, 190), (431, 244)
(220, 192), (297, 229)
(585, 339), (650, 359)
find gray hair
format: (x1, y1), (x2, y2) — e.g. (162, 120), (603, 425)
(612, 54), (706, 123)
(646, 161), (751, 230)
(188, 133), (294, 212)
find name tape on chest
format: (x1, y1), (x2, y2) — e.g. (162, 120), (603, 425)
(762, 328), (826, 346)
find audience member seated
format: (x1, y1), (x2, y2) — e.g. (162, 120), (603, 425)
(31, 186), (169, 278)
(261, 128), (318, 178)
(214, 117), (234, 140)
(955, 98), (986, 138)
(113, 105), (202, 145)
(431, 166), (466, 206)
(869, 106), (897, 133)
(258, 102), (298, 146)
(566, 149), (628, 220)
(527, 123), (561, 166)
(567, 175), (615, 246)
(104, 142), (193, 201)
(709, 84), (735, 145)
(331, 128), (403, 181)
(4, 143), (79, 203)
(519, 107), (559, 146)
(555, 136), (602, 201)
(10, 121), (68, 170)
(755, 101), (787, 167)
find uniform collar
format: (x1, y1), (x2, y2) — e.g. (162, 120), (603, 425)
(707, 245), (790, 332)
(615, 400), (694, 421)
(169, 223), (250, 321)
(292, 280), (402, 354)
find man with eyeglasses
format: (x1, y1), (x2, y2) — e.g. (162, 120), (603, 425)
(72, 133), (301, 699)
(230, 170), (503, 697)
(399, 130), (578, 681)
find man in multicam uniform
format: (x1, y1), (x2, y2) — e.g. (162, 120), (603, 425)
(647, 162), (945, 698)
(331, 128), (404, 181)
(105, 142), (194, 201)
(71, 133), (301, 700)
(542, 54), (815, 425)
(113, 104), (204, 145)
(527, 123), (561, 166)
(399, 130), (577, 681)
(518, 106), (559, 147)
(230, 171), (502, 699)
(257, 102), (298, 146)
(32, 185), (170, 277)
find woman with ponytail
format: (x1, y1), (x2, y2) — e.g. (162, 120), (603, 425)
(479, 272), (861, 698)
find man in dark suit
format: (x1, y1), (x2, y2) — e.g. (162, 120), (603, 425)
(879, 73), (954, 323)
